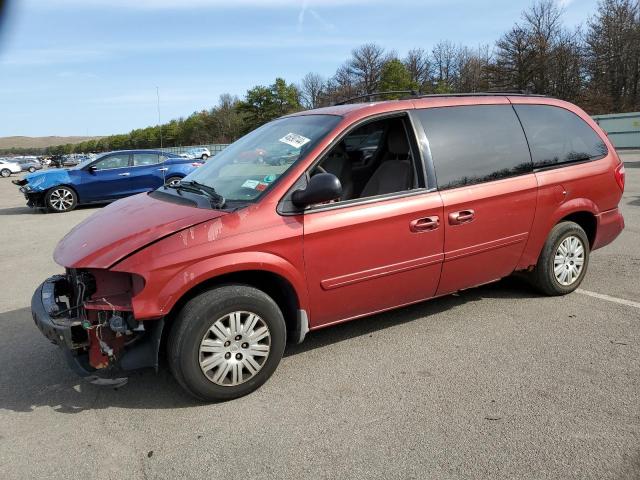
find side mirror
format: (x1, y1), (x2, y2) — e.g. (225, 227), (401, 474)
(292, 173), (342, 208)
(88, 165), (97, 173)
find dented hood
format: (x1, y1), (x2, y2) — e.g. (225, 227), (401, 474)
(54, 192), (227, 269)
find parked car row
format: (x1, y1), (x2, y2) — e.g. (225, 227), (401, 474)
(178, 147), (211, 160)
(13, 149), (204, 212)
(0, 159), (22, 177)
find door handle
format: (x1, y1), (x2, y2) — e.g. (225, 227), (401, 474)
(410, 216), (440, 233)
(449, 209), (475, 225)
(118, 172), (130, 176)
(157, 168), (168, 172)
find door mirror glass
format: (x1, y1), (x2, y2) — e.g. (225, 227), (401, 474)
(292, 173), (342, 208)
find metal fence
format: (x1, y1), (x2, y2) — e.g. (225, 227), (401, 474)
(160, 144), (229, 156)
(592, 112), (640, 149)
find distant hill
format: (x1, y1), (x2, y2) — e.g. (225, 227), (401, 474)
(0, 136), (103, 149)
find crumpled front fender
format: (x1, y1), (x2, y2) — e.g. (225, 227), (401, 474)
(23, 169), (73, 192)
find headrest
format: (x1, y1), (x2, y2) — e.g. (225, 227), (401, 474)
(387, 126), (409, 155)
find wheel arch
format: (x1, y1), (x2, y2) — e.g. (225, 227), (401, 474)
(163, 269), (303, 346)
(46, 183), (81, 204)
(517, 198), (599, 270)
(558, 210), (597, 248)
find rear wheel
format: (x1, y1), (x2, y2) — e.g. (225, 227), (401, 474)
(0, 168), (10, 178)
(530, 221), (589, 296)
(28, 167), (36, 173)
(45, 186), (77, 213)
(168, 285), (286, 402)
(201, 154), (209, 160)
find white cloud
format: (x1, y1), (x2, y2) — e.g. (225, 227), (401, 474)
(27, 0), (382, 9)
(0, 35), (360, 67)
(0, 47), (109, 66)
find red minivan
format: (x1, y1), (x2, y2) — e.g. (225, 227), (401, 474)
(31, 94), (625, 401)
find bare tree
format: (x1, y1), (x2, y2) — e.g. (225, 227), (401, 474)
(585, 0), (640, 112)
(404, 48), (431, 90)
(456, 45), (492, 93)
(299, 72), (326, 109)
(347, 43), (389, 94)
(548, 28), (584, 101)
(524, 0), (564, 93)
(431, 40), (459, 91)
(491, 25), (535, 91)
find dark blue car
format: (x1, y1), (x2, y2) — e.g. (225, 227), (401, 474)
(14, 149), (202, 212)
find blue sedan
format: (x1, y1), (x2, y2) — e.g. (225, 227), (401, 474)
(14, 149), (202, 212)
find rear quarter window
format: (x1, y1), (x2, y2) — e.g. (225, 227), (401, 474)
(513, 104), (608, 169)
(417, 105), (532, 190)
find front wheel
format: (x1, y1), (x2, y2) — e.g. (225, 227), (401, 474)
(0, 168), (11, 178)
(168, 285), (286, 402)
(28, 167), (36, 173)
(530, 221), (590, 296)
(45, 186), (78, 213)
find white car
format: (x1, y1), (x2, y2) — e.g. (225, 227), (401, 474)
(0, 159), (21, 177)
(183, 147), (211, 160)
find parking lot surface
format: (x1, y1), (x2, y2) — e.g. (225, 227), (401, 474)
(1, 153), (639, 480)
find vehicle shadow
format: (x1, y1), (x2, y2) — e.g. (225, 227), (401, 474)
(0, 206), (42, 216)
(0, 277), (539, 413)
(0, 204), (103, 216)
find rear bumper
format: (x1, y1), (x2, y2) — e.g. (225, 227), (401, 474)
(593, 207), (624, 250)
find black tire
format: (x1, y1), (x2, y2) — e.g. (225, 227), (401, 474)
(168, 285), (286, 402)
(45, 186), (78, 213)
(0, 168), (10, 178)
(164, 176), (182, 187)
(201, 154), (209, 160)
(530, 221), (590, 296)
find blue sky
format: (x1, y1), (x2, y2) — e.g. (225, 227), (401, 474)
(0, 0), (599, 137)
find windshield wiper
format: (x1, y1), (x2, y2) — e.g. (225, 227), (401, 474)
(166, 180), (225, 208)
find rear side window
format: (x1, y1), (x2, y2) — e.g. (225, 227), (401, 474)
(133, 153), (160, 166)
(417, 105), (532, 190)
(514, 105), (607, 168)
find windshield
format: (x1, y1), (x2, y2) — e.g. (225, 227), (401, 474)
(181, 114), (341, 202)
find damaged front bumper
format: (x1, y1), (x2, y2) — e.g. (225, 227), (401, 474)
(31, 274), (164, 387)
(13, 179), (46, 208)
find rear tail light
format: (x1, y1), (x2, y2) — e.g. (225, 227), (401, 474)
(191, 162), (203, 167)
(614, 163), (625, 192)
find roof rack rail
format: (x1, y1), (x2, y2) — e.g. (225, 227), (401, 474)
(414, 91), (547, 99)
(333, 89), (548, 106)
(334, 90), (419, 106)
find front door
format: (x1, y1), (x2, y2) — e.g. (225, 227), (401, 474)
(79, 153), (133, 202)
(301, 115), (444, 328)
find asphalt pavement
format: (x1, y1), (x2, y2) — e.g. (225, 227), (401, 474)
(0, 153), (639, 479)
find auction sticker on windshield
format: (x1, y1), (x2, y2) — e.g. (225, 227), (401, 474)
(279, 133), (311, 149)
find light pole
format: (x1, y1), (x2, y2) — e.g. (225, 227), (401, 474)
(156, 86), (163, 150)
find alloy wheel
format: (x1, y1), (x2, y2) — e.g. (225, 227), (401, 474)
(0, 169), (10, 177)
(49, 188), (75, 211)
(199, 311), (271, 386)
(553, 235), (585, 286)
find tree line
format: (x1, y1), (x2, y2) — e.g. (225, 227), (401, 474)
(9, 0), (639, 156)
